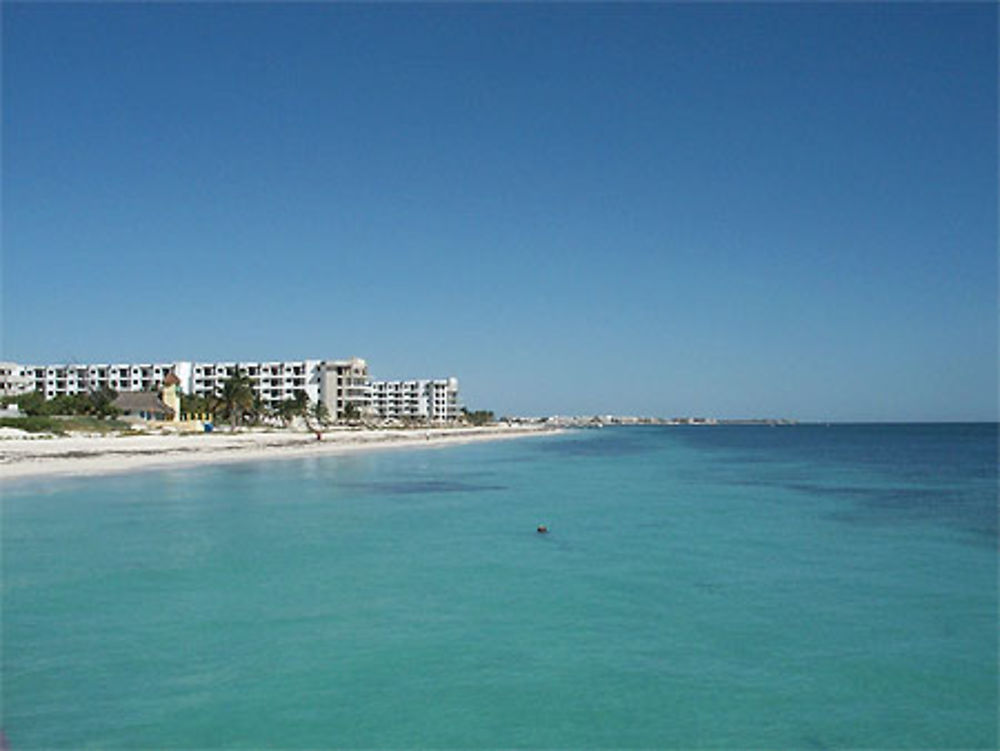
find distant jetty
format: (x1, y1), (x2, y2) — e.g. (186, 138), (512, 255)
(502, 415), (798, 428)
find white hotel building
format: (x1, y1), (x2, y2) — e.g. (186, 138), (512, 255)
(1, 358), (461, 422)
(369, 378), (461, 423)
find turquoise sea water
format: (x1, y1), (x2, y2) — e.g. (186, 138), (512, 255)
(2, 424), (997, 749)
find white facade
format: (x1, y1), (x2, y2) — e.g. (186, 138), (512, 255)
(27, 362), (178, 400)
(17, 359), (326, 409)
(0, 362), (34, 397)
(370, 377), (460, 422)
(319, 358), (372, 420)
(187, 360), (321, 407)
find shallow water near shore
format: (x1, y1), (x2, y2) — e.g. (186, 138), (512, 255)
(3, 424), (996, 748)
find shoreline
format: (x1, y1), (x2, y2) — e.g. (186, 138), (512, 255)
(0, 425), (562, 484)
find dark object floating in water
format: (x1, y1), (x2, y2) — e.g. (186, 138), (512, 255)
(537, 524), (548, 534)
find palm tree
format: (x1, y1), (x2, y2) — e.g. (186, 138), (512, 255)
(302, 397), (331, 435)
(291, 390), (309, 421)
(88, 386), (119, 418)
(220, 371), (254, 430)
(312, 399), (330, 427)
(343, 403), (361, 423)
(250, 392), (272, 426)
(274, 390), (310, 429)
(276, 398), (298, 427)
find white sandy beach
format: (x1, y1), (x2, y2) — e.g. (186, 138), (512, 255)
(0, 425), (559, 482)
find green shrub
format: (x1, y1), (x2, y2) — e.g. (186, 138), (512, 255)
(0, 416), (66, 434)
(462, 409), (494, 426)
(55, 416), (132, 433)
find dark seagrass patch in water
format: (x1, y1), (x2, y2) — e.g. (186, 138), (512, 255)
(538, 433), (651, 458)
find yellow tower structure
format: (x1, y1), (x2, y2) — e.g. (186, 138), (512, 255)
(162, 371), (182, 423)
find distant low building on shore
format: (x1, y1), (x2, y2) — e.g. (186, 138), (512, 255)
(0, 357), (462, 422)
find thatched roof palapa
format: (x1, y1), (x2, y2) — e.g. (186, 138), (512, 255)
(113, 391), (174, 418)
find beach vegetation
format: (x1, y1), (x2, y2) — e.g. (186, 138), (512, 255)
(461, 408), (494, 426)
(249, 393), (273, 426)
(0, 416), (66, 434)
(0, 414), (130, 434)
(218, 371), (254, 429)
(9, 389), (121, 419)
(291, 390), (309, 416)
(57, 415), (132, 433)
(180, 392), (216, 421)
(276, 398), (299, 427)
(87, 387), (120, 418)
(8, 391), (46, 415)
(269, 391), (313, 428)
(312, 399), (331, 427)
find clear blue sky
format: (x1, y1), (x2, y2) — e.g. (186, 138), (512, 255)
(2, 3), (996, 421)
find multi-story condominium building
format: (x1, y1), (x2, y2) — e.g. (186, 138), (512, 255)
(183, 358), (373, 420)
(369, 378), (461, 423)
(2, 357), (460, 422)
(26, 362), (179, 400)
(319, 358), (372, 419)
(185, 360), (322, 407)
(0, 362), (34, 397)
(14, 359), (343, 407)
